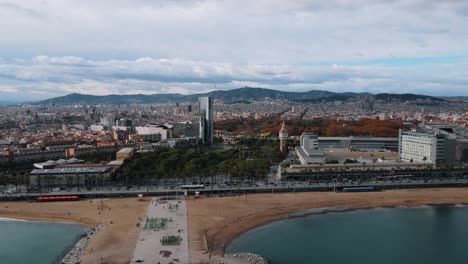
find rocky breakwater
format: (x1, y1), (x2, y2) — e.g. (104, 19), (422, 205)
(60, 224), (102, 264)
(224, 252), (270, 264)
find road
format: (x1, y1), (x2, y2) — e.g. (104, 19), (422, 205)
(2, 178), (468, 200)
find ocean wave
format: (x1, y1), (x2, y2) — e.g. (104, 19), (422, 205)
(0, 217), (28, 222)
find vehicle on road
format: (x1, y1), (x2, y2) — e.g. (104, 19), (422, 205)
(181, 184), (205, 189)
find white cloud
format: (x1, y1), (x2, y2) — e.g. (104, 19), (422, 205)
(59, 80), (118, 96)
(0, 0), (467, 62)
(0, 54), (466, 101)
(0, 1), (467, 100)
(0, 85), (17, 93)
(32, 55), (90, 66)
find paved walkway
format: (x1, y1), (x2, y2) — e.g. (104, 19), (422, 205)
(132, 197), (189, 264)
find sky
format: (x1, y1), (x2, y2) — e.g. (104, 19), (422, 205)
(0, 0), (468, 102)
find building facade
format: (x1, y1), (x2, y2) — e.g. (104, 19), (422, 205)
(30, 167), (112, 188)
(198, 96), (213, 144)
(135, 124), (172, 141)
(300, 133), (319, 153)
(398, 129), (455, 165)
(296, 132), (325, 165)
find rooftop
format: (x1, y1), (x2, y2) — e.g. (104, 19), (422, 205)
(117, 147), (134, 154)
(31, 167), (110, 175)
(33, 158), (85, 169)
(318, 136), (398, 141)
(107, 160), (124, 166)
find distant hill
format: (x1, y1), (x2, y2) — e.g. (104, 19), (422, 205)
(35, 87), (446, 105)
(374, 93), (444, 102)
(36, 93), (188, 105)
(0, 100), (18, 106)
(441, 96), (468, 102)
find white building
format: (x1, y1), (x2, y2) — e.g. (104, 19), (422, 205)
(296, 132), (325, 165)
(135, 124), (172, 141)
(398, 129), (455, 165)
(300, 133), (319, 154)
(89, 124), (105, 132)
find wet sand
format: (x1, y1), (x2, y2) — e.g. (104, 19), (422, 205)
(187, 188), (468, 264)
(0, 198), (149, 264)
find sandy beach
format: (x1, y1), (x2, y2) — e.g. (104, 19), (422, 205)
(187, 188), (468, 264)
(2, 189), (468, 264)
(0, 198), (149, 264)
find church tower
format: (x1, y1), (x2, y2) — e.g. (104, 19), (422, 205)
(279, 122), (288, 155)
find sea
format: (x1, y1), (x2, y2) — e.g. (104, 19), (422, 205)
(0, 219), (85, 264)
(227, 206), (468, 264)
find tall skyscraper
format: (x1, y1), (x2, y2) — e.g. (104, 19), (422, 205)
(198, 96), (213, 144)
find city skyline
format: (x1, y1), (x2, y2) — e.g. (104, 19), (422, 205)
(1, 0), (468, 101)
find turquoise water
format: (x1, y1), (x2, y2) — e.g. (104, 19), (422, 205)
(227, 206), (468, 264)
(0, 220), (85, 264)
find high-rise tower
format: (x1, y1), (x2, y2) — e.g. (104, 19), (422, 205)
(198, 96), (213, 144)
(279, 121), (288, 154)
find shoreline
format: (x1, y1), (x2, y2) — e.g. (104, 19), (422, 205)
(187, 188), (468, 263)
(0, 198), (149, 264)
(225, 203), (468, 252)
(0, 212), (97, 228)
(0, 215), (91, 264)
(286, 202), (468, 219)
(60, 224), (102, 264)
(0, 217), (28, 221)
(223, 203), (468, 264)
(2, 190), (468, 263)
(0, 216), (90, 226)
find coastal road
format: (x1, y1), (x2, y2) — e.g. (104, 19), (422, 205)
(3, 178), (468, 200)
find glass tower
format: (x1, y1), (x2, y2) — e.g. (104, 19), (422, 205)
(198, 96), (213, 144)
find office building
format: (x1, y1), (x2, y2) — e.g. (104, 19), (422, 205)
(398, 129), (455, 165)
(115, 118), (133, 133)
(198, 97), (213, 144)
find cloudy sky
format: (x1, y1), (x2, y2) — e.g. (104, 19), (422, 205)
(1, 0), (467, 101)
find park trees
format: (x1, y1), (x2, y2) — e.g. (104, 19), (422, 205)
(117, 138), (280, 184)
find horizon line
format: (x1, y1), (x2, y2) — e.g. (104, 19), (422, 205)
(3, 86), (467, 104)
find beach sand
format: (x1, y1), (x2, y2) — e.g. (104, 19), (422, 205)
(0, 197), (149, 264)
(2, 189), (468, 264)
(187, 188), (468, 264)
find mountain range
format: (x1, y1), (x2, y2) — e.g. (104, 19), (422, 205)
(35, 87), (446, 105)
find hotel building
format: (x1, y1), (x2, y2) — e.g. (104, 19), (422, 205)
(398, 129), (455, 165)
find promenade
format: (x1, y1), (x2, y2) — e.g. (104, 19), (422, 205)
(132, 198), (189, 264)
(3, 178), (468, 201)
